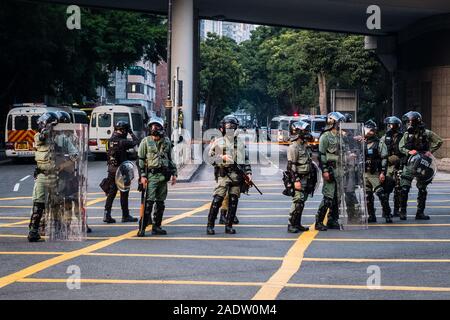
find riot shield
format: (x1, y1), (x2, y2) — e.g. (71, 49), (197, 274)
(45, 124), (88, 241)
(338, 123), (368, 230)
(115, 161), (139, 192)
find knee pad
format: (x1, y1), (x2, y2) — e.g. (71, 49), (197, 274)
(374, 187), (385, 199)
(401, 186), (410, 194)
(33, 202), (45, 214)
(155, 201), (165, 210)
(294, 201), (305, 212)
(229, 194), (239, 209)
(323, 197), (333, 209)
(211, 195), (224, 211)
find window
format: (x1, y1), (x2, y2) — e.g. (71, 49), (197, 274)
(131, 113), (143, 131)
(127, 83), (144, 94)
(7, 115), (12, 130)
(113, 113), (130, 127)
(312, 120), (326, 133)
(31, 116), (40, 130)
(91, 114), (97, 127)
(14, 116), (29, 130)
(98, 113), (111, 127)
(128, 66), (146, 77)
(75, 114), (89, 124)
(280, 120), (289, 131)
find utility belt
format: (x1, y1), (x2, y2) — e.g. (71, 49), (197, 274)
(218, 165), (238, 178)
(34, 167), (51, 177)
(365, 159), (381, 174)
(146, 166), (172, 182)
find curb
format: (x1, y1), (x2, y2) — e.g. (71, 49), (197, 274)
(177, 163), (204, 183)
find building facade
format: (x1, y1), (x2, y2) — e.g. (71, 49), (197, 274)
(199, 20), (256, 43)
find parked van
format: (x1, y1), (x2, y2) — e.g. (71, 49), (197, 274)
(88, 105), (147, 157)
(269, 116), (304, 143)
(4, 104), (74, 159)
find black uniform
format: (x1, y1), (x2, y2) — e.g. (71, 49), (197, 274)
(103, 131), (139, 222)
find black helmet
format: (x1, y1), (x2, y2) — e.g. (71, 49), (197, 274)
(114, 120), (131, 132)
(37, 112), (58, 131)
(364, 120), (378, 137)
(221, 115), (239, 130)
(55, 111), (72, 123)
(344, 113), (353, 123)
(402, 111), (423, 132)
(384, 116), (402, 132)
(290, 120), (311, 141)
(147, 117), (165, 137)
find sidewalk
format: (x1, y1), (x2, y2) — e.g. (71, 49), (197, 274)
(0, 149), (9, 165)
(437, 158), (450, 173)
(176, 163), (203, 183)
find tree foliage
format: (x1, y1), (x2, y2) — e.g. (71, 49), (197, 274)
(0, 0), (167, 106)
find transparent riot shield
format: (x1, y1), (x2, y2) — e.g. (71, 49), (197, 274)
(45, 124), (88, 241)
(339, 123), (368, 230)
(115, 161), (139, 192)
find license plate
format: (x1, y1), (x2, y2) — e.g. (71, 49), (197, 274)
(16, 142), (28, 150)
(17, 151), (34, 157)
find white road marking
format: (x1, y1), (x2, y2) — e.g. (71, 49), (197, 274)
(20, 175), (30, 182)
(13, 184), (20, 192)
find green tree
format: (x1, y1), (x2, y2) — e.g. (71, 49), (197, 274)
(199, 33), (241, 129)
(0, 1), (167, 106)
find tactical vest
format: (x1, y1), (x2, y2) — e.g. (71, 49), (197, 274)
(107, 133), (128, 167)
(365, 139), (381, 174)
(34, 133), (54, 172)
(214, 136), (246, 168)
(384, 131), (401, 156)
(323, 131), (340, 164)
(405, 129), (430, 152)
(292, 142), (311, 175)
(144, 137), (171, 169)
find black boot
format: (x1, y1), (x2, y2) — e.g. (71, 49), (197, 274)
(152, 201), (167, 235)
(207, 195), (224, 235)
(103, 210), (116, 224)
(137, 201), (154, 237)
(225, 195), (239, 234)
(376, 188), (392, 223)
(393, 186), (401, 217)
(290, 201), (309, 233)
(367, 191), (377, 223)
(219, 209), (227, 224)
(416, 188), (430, 220)
(121, 210), (138, 223)
(315, 200), (330, 231)
(399, 186), (410, 220)
(288, 209), (301, 233)
(28, 202), (45, 242)
(326, 198), (340, 229)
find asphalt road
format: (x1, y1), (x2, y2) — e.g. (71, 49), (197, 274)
(1, 142), (450, 300)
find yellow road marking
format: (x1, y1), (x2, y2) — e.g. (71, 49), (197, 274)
(303, 257), (450, 263)
(17, 278), (263, 287)
(86, 252), (283, 261)
(130, 236), (296, 242)
(285, 283), (450, 292)
(314, 238), (450, 242)
(0, 219), (29, 227)
(0, 203), (209, 290)
(252, 224), (319, 300)
(0, 234), (111, 240)
(14, 278), (450, 293)
(0, 251), (64, 255)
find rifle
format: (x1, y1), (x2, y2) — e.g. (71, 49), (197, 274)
(232, 160), (263, 195)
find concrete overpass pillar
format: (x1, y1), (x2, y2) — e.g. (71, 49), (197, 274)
(171, 0), (194, 138)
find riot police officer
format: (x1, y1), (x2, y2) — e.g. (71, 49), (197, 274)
(103, 121), (139, 223)
(380, 116), (404, 217)
(315, 111), (346, 231)
(137, 117), (177, 237)
(206, 115), (252, 235)
(28, 112), (59, 242)
(286, 121), (316, 233)
(363, 120), (392, 223)
(398, 111), (443, 220)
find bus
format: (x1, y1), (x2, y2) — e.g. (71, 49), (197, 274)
(4, 104), (79, 159)
(88, 105), (147, 158)
(269, 115), (308, 143)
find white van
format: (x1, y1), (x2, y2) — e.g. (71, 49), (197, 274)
(88, 105), (147, 157)
(4, 104), (74, 159)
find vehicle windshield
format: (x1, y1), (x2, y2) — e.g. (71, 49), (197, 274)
(270, 121), (279, 130)
(312, 120), (326, 132)
(14, 116), (29, 130)
(98, 113), (112, 127)
(280, 120), (289, 131)
(113, 113), (130, 127)
(31, 115), (40, 130)
(131, 113), (143, 131)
